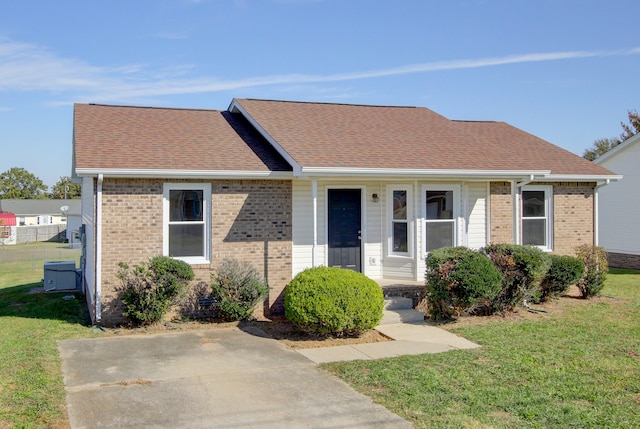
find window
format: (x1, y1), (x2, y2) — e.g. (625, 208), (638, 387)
(521, 185), (552, 250)
(163, 183), (211, 264)
(387, 186), (412, 256)
(423, 185), (460, 253)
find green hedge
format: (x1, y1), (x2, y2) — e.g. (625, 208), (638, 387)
(539, 255), (585, 301)
(482, 244), (550, 312)
(426, 247), (503, 320)
(117, 256), (194, 326)
(284, 266), (383, 335)
(210, 259), (269, 321)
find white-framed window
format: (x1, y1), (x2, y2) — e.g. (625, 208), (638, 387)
(422, 184), (460, 254)
(387, 185), (413, 257)
(163, 183), (211, 264)
(521, 185), (553, 251)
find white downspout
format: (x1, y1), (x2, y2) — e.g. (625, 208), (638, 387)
(95, 174), (103, 323)
(312, 178), (318, 267)
(513, 175), (535, 244)
(593, 179), (611, 246)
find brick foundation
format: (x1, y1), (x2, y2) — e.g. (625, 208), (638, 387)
(607, 252), (640, 270)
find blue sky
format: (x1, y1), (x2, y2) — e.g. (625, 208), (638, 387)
(1, 0), (638, 189)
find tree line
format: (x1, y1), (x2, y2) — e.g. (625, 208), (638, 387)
(0, 167), (81, 199)
(583, 110), (640, 161)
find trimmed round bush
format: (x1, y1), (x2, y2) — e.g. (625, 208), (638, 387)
(482, 243), (551, 312)
(539, 255), (585, 301)
(284, 266), (384, 335)
(426, 247), (503, 320)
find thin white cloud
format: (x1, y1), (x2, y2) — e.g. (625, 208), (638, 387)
(1, 38), (639, 103)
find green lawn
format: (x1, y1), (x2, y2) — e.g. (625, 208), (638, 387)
(1, 244), (639, 429)
(0, 242), (93, 429)
(326, 268), (640, 428)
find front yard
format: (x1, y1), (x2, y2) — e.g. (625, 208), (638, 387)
(1, 242), (638, 428)
(326, 269), (640, 428)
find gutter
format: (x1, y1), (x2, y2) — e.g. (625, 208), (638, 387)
(593, 179), (611, 246)
(95, 174), (103, 323)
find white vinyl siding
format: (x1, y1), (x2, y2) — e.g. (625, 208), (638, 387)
(466, 182), (487, 249)
(597, 139), (640, 255)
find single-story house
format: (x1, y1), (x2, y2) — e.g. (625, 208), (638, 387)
(594, 132), (639, 269)
(0, 199), (81, 227)
(72, 99), (620, 325)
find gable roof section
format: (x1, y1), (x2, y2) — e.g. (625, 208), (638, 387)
(231, 98), (617, 180)
(73, 104), (292, 179)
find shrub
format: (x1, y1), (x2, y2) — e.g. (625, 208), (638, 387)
(117, 256), (194, 326)
(539, 255), (585, 302)
(482, 243), (550, 312)
(574, 245), (608, 299)
(210, 259), (269, 321)
(284, 266), (384, 336)
(425, 247), (503, 320)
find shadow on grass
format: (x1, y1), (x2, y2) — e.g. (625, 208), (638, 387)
(0, 282), (91, 325)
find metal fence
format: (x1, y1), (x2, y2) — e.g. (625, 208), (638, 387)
(0, 246), (81, 269)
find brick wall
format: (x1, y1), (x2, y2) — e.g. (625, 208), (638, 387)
(488, 181), (595, 256)
(99, 178), (292, 325)
(552, 182), (595, 255)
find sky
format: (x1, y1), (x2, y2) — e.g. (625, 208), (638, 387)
(1, 0), (638, 189)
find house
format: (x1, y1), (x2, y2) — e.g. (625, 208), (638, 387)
(72, 99), (620, 325)
(594, 132), (638, 269)
(0, 199), (81, 243)
(0, 212), (17, 245)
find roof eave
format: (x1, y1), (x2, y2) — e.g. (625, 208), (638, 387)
(74, 168), (293, 180)
(299, 167), (551, 180)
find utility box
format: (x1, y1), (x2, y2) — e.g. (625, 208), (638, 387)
(44, 261), (77, 291)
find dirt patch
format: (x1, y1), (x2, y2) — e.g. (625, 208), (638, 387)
(432, 285), (616, 330)
(97, 318), (391, 349)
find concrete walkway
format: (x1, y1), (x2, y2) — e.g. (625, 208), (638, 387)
(59, 328), (413, 429)
(297, 322), (480, 364)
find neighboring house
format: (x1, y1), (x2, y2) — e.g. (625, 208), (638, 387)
(594, 132), (639, 269)
(0, 212), (17, 245)
(73, 100), (620, 325)
(0, 199), (81, 227)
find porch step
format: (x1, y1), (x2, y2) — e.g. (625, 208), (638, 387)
(380, 308), (425, 325)
(383, 297), (414, 311)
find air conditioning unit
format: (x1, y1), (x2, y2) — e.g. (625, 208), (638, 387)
(44, 261), (77, 291)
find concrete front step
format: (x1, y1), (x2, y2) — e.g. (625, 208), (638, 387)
(380, 308), (425, 325)
(383, 296), (414, 311)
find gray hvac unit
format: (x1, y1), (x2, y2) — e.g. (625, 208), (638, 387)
(44, 261), (77, 291)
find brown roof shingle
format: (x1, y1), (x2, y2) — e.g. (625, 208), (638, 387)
(233, 98), (615, 176)
(73, 104), (291, 173)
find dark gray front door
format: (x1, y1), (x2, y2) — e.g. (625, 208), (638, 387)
(328, 189), (362, 272)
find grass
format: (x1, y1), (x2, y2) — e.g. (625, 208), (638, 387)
(1, 244), (639, 428)
(325, 268), (640, 428)
(0, 242), (93, 429)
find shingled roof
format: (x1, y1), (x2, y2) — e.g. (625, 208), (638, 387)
(230, 98), (616, 178)
(73, 104), (292, 176)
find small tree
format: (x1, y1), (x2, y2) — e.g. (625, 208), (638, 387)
(574, 245), (608, 299)
(50, 176), (81, 199)
(0, 167), (48, 199)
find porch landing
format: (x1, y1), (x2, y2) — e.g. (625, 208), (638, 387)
(375, 278), (425, 308)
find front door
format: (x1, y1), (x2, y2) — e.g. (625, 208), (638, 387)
(328, 189), (362, 272)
